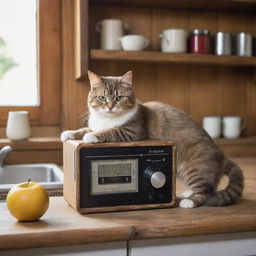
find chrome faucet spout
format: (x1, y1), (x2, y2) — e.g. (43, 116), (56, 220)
(0, 146), (13, 168)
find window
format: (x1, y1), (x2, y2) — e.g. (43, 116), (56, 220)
(0, 0), (38, 106)
(0, 0), (61, 128)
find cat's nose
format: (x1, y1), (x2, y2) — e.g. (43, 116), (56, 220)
(107, 105), (114, 111)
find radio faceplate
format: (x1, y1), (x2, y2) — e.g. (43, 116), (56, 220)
(63, 140), (176, 213)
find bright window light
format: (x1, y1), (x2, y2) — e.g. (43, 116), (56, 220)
(0, 0), (38, 106)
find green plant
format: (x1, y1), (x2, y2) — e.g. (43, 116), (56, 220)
(0, 36), (17, 80)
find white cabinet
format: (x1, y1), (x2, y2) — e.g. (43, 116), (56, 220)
(0, 241), (127, 256)
(129, 232), (256, 256)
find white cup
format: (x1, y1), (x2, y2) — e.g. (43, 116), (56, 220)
(119, 35), (149, 51)
(159, 29), (188, 53)
(6, 111), (31, 141)
(222, 116), (245, 139)
(202, 116), (222, 139)
(96, 19), (129, 50)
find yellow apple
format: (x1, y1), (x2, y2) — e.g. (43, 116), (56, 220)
(6, 180), (49, 221)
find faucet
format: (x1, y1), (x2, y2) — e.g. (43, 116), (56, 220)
(0, 146), (13, 168)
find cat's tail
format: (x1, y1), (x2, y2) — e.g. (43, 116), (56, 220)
(204, 158), (244, 206)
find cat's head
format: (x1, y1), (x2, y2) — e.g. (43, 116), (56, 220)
(87, 71), (136, 116)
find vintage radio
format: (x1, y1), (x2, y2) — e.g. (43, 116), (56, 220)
(63, 140), (176, 213)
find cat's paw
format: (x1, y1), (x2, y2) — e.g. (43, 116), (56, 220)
(179, 199), (195, 208)
(178, 189), (194, 199)
(61, 130), (75, 142)
(83, 132), (99, 143)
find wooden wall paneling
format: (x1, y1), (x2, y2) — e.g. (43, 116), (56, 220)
(188, 66), (219, 125)
(39, 0), (62, 125)
(155, 65), (189, 113)
(152, 9), (189, 112)
(62, 0), (89, 130)
(188, 11), (218, 124)
(217, 12), (247, 33)
(217, 67), (247, 124)
(245, 17), (256, 136)
(217, 12), (249, 135)
(89, 5), (152, 50)
(90, 61), (157, 103)
(246, 74), (256, 136)
(151, 9), (189, 51)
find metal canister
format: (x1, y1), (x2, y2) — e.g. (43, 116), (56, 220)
(236, 32), (252, 57)
(215, 32), (232, 56)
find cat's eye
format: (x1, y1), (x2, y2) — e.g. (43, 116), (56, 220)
(98, 96), (106, 102)
(116, 96), (124, 101)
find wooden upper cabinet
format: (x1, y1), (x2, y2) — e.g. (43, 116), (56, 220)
(74, 0), (256, 80)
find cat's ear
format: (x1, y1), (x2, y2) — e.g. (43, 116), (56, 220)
(87, 70), (103, 88)
(121, 71), (133, 87)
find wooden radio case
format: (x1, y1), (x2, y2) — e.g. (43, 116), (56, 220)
(63, 140), (176, 213)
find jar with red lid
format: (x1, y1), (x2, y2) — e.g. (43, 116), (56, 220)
(189, 29), (211, 54)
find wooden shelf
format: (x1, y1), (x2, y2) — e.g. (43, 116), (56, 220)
(91, 49), (256, 67)
(91, 0), (256, 12)
(215, 137), (256, 157)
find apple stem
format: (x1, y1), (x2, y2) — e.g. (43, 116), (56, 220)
(28, 178), (31, 185)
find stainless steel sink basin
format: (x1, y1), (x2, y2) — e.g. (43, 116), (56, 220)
(0, 163), (63, 193)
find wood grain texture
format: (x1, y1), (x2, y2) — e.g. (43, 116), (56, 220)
(63, 140), (176, 213)
(90, 50), (256, 67)
(38, 0), (62, 125)
(0, 157), (256, 250)
(155, 65), (189, 113)
(74, 0), (89, 80)
(90, 0), (256, 12)
(3, 150), (62, 165)
(62, 0), (89, 130)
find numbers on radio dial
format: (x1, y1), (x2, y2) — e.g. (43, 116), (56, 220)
(144, 164), (166, 189)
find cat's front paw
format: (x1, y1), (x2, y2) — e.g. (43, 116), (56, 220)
(83, 132), (99, 143)
(179, 199), (195, 208)
(61, 130), (75, 142)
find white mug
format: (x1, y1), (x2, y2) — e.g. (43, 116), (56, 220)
(202, 116), (222, 139)
(222, 116), (245, 139)
(6, 111), (31, 141)
(96, 19), (129, 50)
(119, 35), (148, 51)
(159, 29), (188, 53)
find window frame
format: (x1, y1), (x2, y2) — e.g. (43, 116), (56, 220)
(0, 0), (61, 127)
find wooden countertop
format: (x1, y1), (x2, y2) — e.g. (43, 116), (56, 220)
(1, 158), (256, 250)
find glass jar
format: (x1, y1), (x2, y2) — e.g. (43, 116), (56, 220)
(189, 29), (211, 54)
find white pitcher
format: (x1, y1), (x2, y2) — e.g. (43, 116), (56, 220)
(96, 19), (129, 50)
(159, 29), (188, 53)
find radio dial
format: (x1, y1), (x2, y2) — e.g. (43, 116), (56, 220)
(150, 172), (166, 189)
(145, 165), (166, 189)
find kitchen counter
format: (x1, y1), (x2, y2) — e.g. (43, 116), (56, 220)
(1, 158), (256, 250)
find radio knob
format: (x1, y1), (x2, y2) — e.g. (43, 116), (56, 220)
(150, 171), (166, 189)
(144, 165), (166, 189)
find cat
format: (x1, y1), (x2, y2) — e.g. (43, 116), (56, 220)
(61, 70), (244, 208)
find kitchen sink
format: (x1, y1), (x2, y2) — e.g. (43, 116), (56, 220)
(0, 163), (63, 193)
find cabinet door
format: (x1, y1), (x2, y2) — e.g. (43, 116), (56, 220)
(1, 241), (127, 256)
(129, 232), (256, 256)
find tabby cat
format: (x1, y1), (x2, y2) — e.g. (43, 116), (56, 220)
(61, 70), (244, 208)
